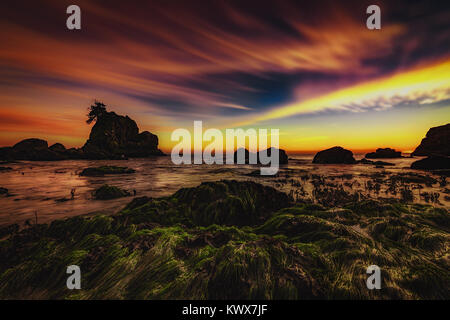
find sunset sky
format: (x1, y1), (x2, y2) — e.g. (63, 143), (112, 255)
(0, 0), (449, 153)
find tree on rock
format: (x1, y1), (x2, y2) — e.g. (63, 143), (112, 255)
(86, 101), (107, 124)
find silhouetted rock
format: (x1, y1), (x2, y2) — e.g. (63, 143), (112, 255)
(412, 123), (450, 156)
(0, 105), (165, 161)
(233, 148), (288, 165)
(80, 166), (136, 177)
(0, 138), (66, 161)
(14, 138), (48, 151)
(261, 147), (288, 165)
(0, 187), (8, 195)
(365, 148), (401, 159)
(0, 167), (12, 171)
(49, 143), (66, 153)
(357, 158), (394, 166)
(312, 146), (356, 164)
(411, 156), (450, 170)
(82, 110), (164, 159)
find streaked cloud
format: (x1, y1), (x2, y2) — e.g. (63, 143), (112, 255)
(0, 0), (449, 150)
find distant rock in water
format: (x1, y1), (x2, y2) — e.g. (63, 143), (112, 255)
(0, 138), (68, 161)
(0, 103), (165, 161)
(312, 146), (356, 164)
(80, 166), (136, 177)
(365, 148), (401, 159)
(233, 148), (288, 165)
(412, 123), (450, 156)
(49, 143), (66, 153)
(357, 158), (395, 166)
(93, 184), (130, 200)
(411, 156), (450, 170)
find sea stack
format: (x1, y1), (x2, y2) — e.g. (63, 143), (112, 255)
(82, 109), (164, 159)
(0, 103), (165, 161)
(312, 146), (356, 164)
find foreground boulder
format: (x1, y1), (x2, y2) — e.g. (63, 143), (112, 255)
(365, 148), (402, 159)
(412, 123), (450, 156)
(411, 156), (450, 170)
(313, 146), (356, 164)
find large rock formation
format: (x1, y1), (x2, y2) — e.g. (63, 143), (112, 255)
(411, 156), (450, 170)
(0, 107), (164, 161)
(312, 146), (356, 164)
(365, 148), (401, 159)
(412, 123), (450, 156)
(82, 111), (164, 159)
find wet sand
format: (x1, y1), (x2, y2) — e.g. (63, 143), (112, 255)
(0, 155), (448, 226)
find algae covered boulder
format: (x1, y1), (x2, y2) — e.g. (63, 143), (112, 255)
(80, 166), (136, 176)
(173, 180), (291, 226)
(93, 184), (130, 200)
(313, 146), (356, 164)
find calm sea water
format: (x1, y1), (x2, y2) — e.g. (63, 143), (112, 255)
(0, 155), (447, 226)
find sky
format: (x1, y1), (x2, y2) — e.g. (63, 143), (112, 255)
(0, 0), (449, 154)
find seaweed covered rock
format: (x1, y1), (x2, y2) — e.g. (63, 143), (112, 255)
(412, 123), (450, 156)
(93, 184), (130, 200)
(313, 146), (356, 164)
(122, 180), (292, 227)
(80, 166), (136, 176)
(365, 148), (402, 159)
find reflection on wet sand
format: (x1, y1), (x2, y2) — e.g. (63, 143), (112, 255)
(0, 155), (448, 226)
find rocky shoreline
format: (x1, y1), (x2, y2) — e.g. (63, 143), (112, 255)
(0, 103), (165, 161)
